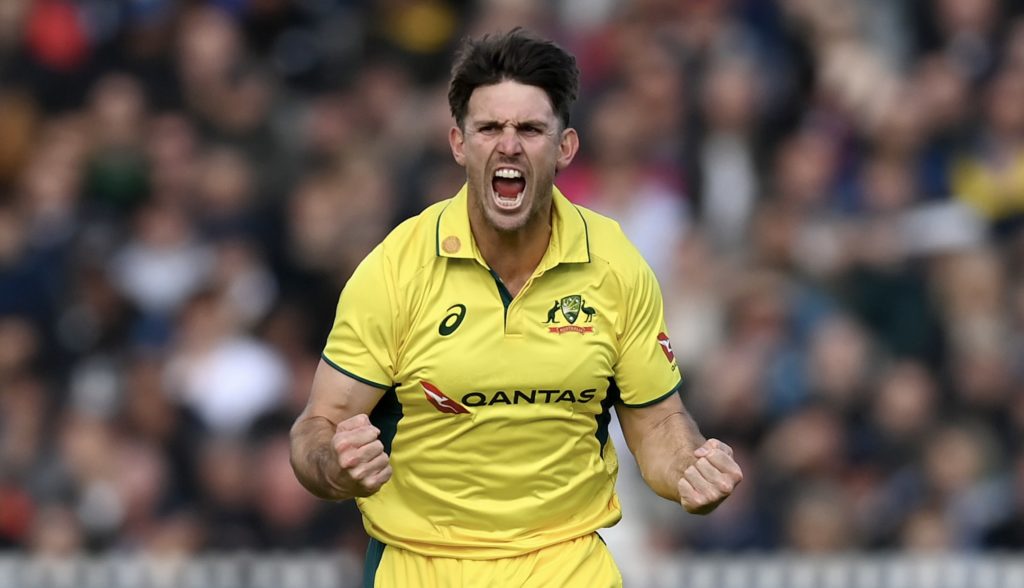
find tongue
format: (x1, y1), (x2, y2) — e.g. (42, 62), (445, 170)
(493, 178), (525, 199)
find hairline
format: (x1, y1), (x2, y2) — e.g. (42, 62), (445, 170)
(456, 78), (569, 133)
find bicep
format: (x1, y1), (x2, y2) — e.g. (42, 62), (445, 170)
(297, 359), (387, 426)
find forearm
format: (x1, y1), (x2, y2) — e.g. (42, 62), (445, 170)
(632, 407), (706, 502)
(620, 390), (742, 514)
(289, 415), (351, 501)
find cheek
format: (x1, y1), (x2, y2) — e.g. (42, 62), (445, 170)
(535, 151), (560, 176)
(468, 145), (492, 167)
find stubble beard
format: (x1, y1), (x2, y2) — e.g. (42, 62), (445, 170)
(470, 173), (554, 236)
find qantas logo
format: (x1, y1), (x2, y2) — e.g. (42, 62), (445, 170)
(421, 381), (469, 414)
(420, 381), (599, 412)
(461, 388), (596, 406)
(657, 332), (675, 363)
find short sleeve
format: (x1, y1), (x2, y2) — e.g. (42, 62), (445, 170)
(322, 246), (397, 389)
(613, 260), (682, 406)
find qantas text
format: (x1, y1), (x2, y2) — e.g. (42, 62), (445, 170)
(460, 388), (597, 407)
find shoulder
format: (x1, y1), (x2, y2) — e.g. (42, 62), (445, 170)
(572, 204), (653, 281)
(373, 198), (452, 279)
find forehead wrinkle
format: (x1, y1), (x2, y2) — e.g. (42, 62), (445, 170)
(465, 82), (557, 125)
(468, 112), (554, 127)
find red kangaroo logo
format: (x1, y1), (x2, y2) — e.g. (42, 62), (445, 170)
(421, 381), (470, 414)
(657, 332), (675, 363)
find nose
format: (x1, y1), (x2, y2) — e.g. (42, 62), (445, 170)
(496, 125), (523, 156)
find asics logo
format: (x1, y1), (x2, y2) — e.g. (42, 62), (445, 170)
(439, 304), (467, 336)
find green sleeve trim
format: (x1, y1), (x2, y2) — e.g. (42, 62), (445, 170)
(619, 379), (683, 408)
(320, 353), (391, 390)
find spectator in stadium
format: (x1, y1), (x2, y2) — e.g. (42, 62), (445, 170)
(289, 28), (742, 587)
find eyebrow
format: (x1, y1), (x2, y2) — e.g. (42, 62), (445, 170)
(474, 119), (551, 130)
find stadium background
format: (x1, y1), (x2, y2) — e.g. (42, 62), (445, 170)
(1, 0), (1024, 585)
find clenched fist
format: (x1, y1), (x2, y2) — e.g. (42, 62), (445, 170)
(332, 414), (393, 497)
(678, 439), (742, 515)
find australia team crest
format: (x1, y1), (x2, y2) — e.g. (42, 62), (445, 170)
(544, 294), (597, 334)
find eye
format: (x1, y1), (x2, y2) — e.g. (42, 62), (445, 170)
(518, 125), (543, 137)
(477, 123), (500, 135)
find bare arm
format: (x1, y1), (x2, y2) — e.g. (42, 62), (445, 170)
(617, 392), (742, 514)
(290, 359), (389, 501)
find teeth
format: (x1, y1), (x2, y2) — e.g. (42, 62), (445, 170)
(492, 189), (525, 209)
(494, 168), (522, 179)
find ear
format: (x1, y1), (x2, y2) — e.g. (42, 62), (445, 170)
(556, 127), (579, 171)
(449, 126), (466, 167)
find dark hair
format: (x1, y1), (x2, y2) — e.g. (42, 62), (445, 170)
(448, 28), (579, 129)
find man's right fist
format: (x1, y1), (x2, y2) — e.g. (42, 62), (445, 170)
(332, 414), (392, 497)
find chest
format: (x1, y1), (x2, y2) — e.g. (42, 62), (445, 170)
(392, 260), (621, 419)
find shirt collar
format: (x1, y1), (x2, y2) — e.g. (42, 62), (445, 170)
(435, 184), (591, 265)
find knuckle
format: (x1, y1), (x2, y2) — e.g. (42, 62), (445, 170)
(352, 465), (372, 483)
(354, 458), (382, 479)
(366, 469), (392, 492)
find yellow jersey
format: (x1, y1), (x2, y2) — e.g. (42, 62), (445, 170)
(323, 185), (681, 559)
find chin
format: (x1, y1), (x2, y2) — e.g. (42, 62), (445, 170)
(484, 212), (528, 234)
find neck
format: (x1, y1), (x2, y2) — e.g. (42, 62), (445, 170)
(472, 208), (552, 298)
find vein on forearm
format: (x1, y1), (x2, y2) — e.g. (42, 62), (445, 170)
(311, 444), (338, 487)
(636, 407), (705, 500)
(292, 416), (345, 500)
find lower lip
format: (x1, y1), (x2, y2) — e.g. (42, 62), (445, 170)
(492, 188), (525, 210)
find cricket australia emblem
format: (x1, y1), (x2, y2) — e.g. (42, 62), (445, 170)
(544, 294), (597, 334)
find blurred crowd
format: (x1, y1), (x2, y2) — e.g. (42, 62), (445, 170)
(2, 0), (1024, 566)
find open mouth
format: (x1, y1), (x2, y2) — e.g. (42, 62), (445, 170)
(491, 168), (526, 210)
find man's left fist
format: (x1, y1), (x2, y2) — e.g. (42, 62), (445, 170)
(677, 439), (743, 515)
